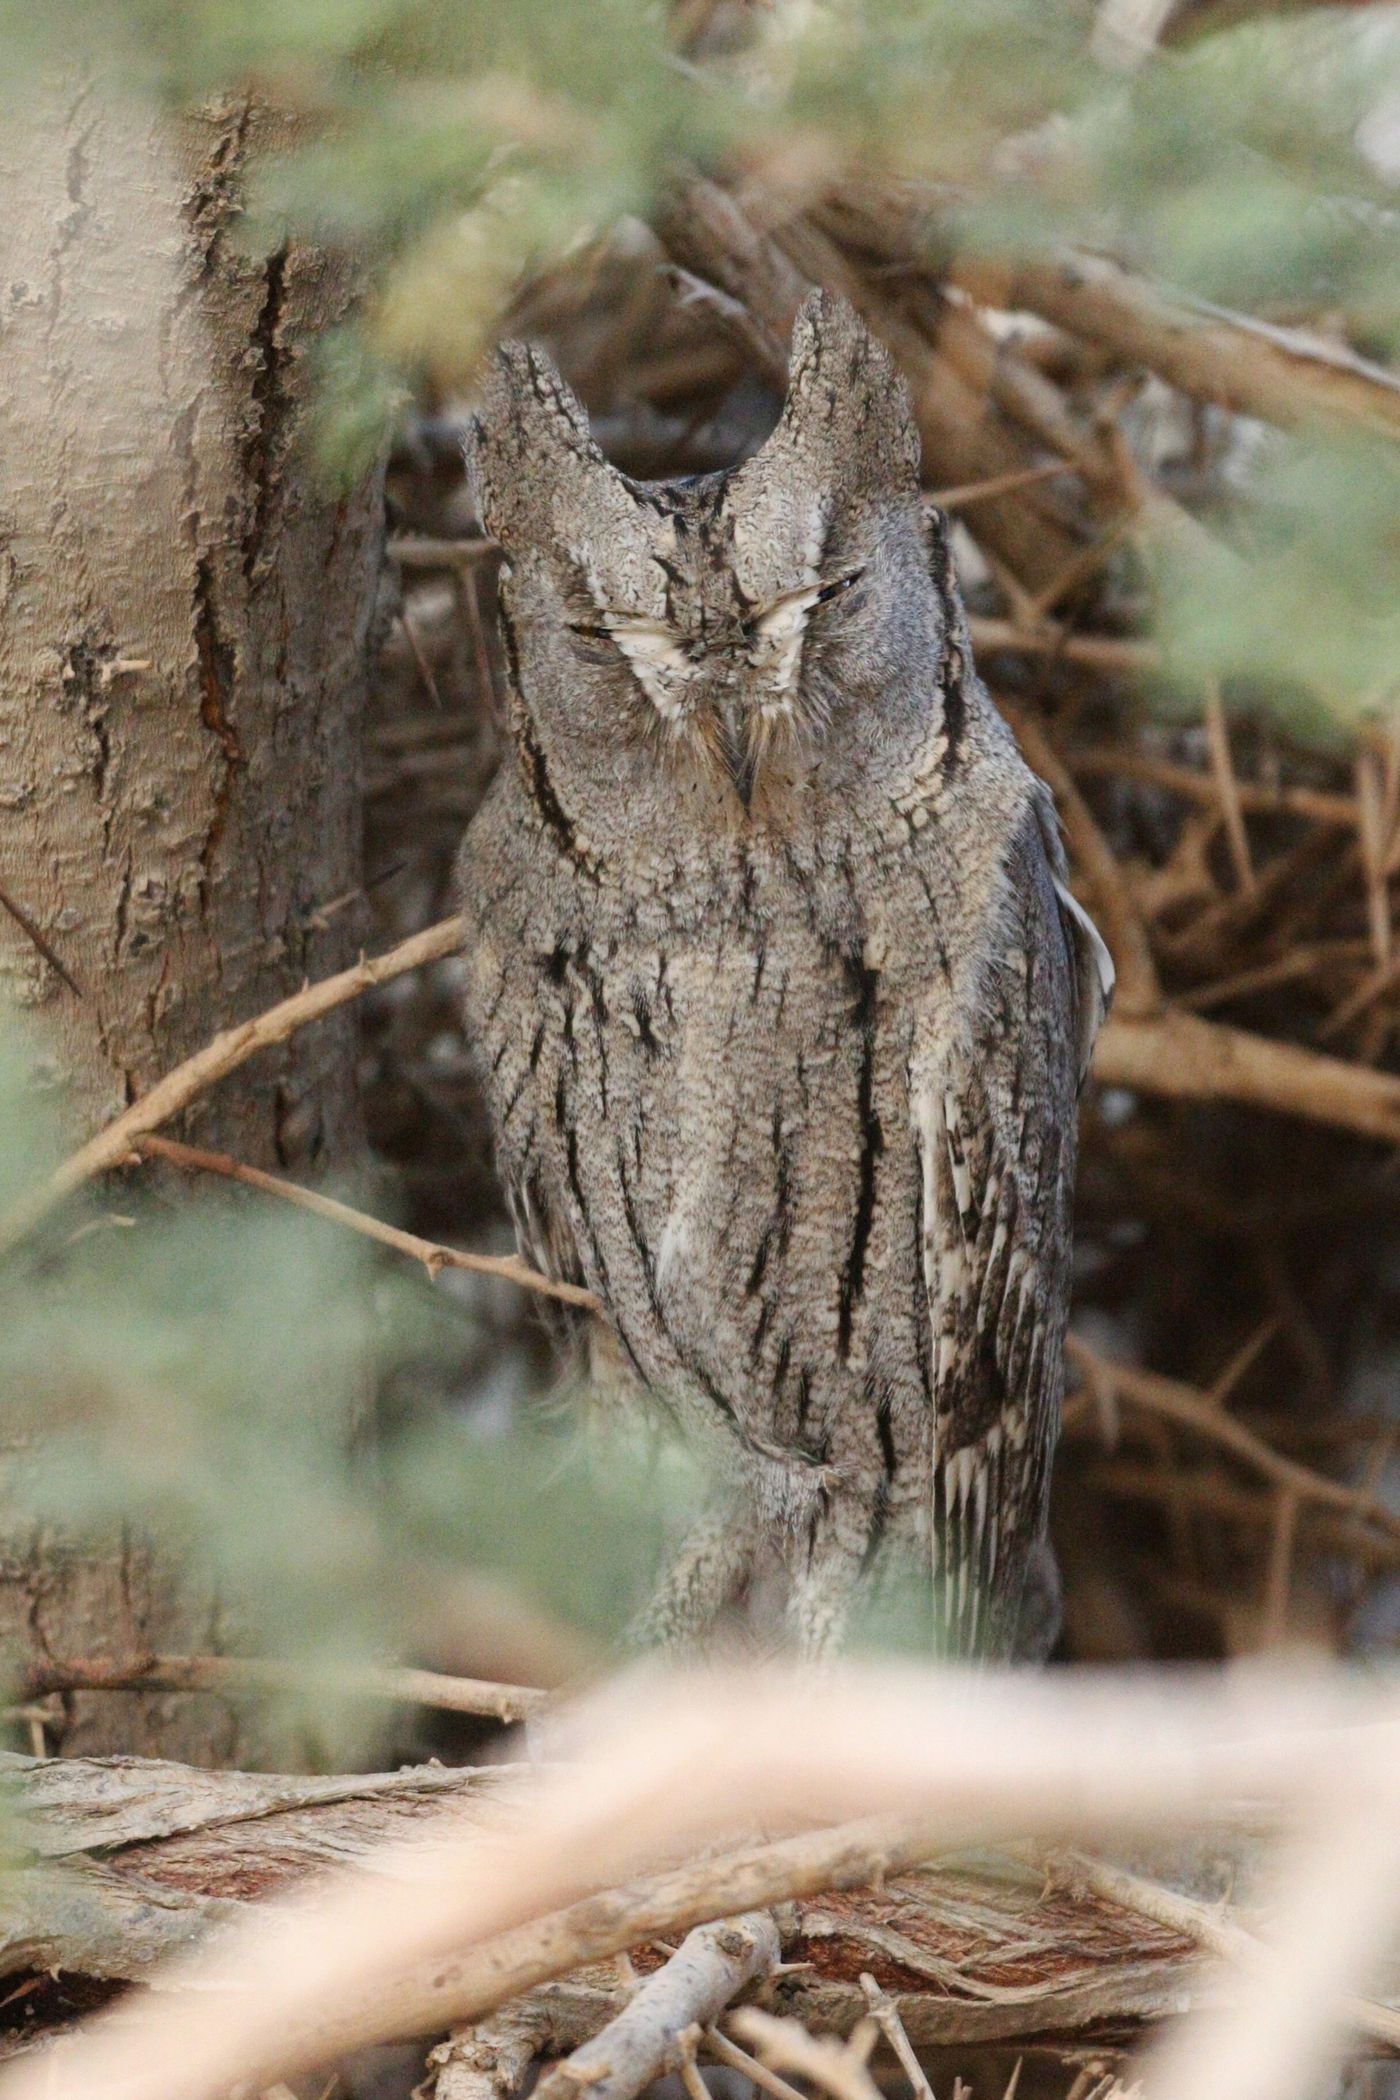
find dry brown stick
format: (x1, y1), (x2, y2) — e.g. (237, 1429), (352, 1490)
(1094, 1003), (1400, 1147)
(1065, 1336), (1400, 1543)
(729, 2009), (885, 2100)
(1070, 747), (1357, 828)
(427, 2005), (555, 2100)
(858, 1974), (937, 2100)
(926, 460), (1075, 509)
(0, 914), (467, 1259)
(1007, 706), (1162, 1017)
(1045, 1851), (1400, 2052)
(1205, 685), (1256, 894)
(1078, 1460), (1400, 1571)
(951, 247), (1400, 439)
(19, 1651), (549, 1727)
(1261, 1485), (1301, 1652)
(1021, 514), (1135, 621)
(533, 1913), (780, 2100)
(701, 2025), (811, 2100)
(0, 881), (82, 997)
(1180, 948), (1360, 1015)
(136, 1134), (597, 1313)
(965, 617), (1159, 676)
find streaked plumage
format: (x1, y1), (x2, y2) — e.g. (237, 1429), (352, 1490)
(456, 291), (1113, 1658)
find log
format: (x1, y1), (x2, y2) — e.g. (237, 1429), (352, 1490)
(0, 1751), (1280, 2053)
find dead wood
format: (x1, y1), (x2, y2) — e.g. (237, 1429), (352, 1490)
(0, 1750), (1295, 2056)
(532, 1912), (780, 2100)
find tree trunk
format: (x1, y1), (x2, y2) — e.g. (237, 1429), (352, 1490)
(0, 81), (384, 1762)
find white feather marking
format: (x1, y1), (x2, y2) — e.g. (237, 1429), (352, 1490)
(1053, 873), (1116, 1084)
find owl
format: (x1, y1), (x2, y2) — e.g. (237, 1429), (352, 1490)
(455, 290), (1113, 1660)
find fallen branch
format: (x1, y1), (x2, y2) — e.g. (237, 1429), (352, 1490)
(0, 916), (467, 1260)
(4, 1667), (1400, 2100)
(428, 2006), (558, 2100)
(136, 1135), (595, 1312)
(533, 1913), (780, 2100)
(1045, 1851), (1400, 2053)
(18, 1651), (548, 1727)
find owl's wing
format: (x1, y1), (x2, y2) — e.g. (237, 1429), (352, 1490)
(502, 1158), (591, 1350)
(912, 805), (1111, 1654)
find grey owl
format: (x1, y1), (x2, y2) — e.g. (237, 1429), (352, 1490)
(456, 290), (1113, 1660)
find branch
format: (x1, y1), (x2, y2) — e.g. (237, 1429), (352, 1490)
(1094, 1005), (1400, 1147)
(428, 2007), (556, 2100)
(1065, 1336), (1400, 1545)
(6, 1668), (1400, 2100)
(136, 1135), (597, 1312)
(533, 1913), (780, 2100)
(0, 883), (82, 998)
(0, 916), (466, 1260)
(19, 1651), (548, 1727)
(952, 248), (1400, 439)
(1045, 1851), (1400, 2054)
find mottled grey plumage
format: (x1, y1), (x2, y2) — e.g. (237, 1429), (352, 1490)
(455, 291), (1113, 1659)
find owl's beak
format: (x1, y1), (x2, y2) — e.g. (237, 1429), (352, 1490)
(717, 700), (757, 809)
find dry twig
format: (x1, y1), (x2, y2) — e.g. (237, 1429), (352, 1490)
(136, 1135), (596, 1312)
(533, 1914), (780, 2100)
(0, 915), (467, 1259)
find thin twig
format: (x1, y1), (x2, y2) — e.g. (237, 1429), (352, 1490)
(728, 2010), (885, 2100)
(399, 612), (445, 713)
(1205, 684), (1256, 895)
(858, 1975), (936, 2100)
(533, 1915), (780, 2100)
(20, 1650), (548, 1726)
(136, 1134), (597, 1313)
(927, 460), (1074, 510)
(0, 882), (82, 997)
(0, 915), (467, 1259)
(388, 536), (500, 569)
(1066, 1335), (1400, 1543)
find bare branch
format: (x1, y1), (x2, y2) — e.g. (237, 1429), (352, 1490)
(0, 915), (467, 1259)
(533, 1914), (780, 2100)
(136, 1134), (597, 1313)
(19, 1651), (548, 1727)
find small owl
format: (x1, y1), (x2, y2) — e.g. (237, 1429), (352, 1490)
(456, 291), (1113, 1660)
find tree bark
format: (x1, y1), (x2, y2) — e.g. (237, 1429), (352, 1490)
(0, 80), (384, 1761)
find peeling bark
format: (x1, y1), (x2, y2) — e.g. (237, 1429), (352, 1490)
(0, 82), (384, 1760)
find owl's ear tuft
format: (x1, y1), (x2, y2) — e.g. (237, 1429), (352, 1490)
(468, 338), (610, 552)
(780, 289), (922, 488)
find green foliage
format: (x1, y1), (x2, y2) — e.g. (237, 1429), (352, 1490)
(4, 1), (1399, 728)
(1153, 430), (1400, 733)
(0, 1024), (708, 1757)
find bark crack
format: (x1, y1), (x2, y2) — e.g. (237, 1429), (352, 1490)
(242, 244), (290, 584)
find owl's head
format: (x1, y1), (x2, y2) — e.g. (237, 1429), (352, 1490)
(471, 290), (956, 833)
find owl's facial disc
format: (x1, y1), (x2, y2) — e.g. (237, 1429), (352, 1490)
(568, 561), (868, 807)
